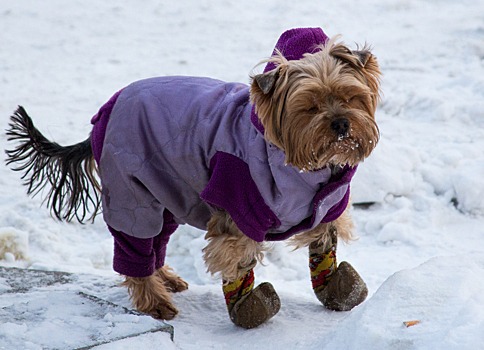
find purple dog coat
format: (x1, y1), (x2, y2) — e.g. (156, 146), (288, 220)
(91, 28), (356, 278)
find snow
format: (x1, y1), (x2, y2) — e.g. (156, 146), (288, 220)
(324, 254), (484, 349)
(1, 0), (483, 349)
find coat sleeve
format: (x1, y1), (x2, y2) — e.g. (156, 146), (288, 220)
(200, 151), (281, 242)
(264, 165), (356, 242)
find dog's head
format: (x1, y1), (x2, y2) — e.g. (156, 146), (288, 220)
(250, 37), (381, 171)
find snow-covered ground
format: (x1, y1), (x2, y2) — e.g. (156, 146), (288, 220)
(1, 0), (483, 349)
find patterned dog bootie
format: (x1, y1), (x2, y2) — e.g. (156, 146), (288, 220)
(309, 228), (368, 311)
(223, 268), (281, 329)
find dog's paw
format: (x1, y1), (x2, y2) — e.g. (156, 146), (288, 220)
(148, 301), (179, 320)
(156, 266), (189, 293)
(164, 276), (189, 293)
(134, 291), (180, 320)
(123, 274), (180, 320)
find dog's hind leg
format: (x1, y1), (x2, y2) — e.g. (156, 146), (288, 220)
(122, 274), (178, 320)
(125, 265), (187, 320)
(111, 227), (185, 320)
(203, 211), (280, 329)
(292, 207), (368, 311)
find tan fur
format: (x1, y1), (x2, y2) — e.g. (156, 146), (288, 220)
(122, 265), (187, 320)
(156, 264), (189, 293)
(290, 204), (355, 252)
(203, 211), (266, 282)
(123, 36), (381, 321)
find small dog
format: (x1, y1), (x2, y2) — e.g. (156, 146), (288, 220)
(5, 28), (380, 328)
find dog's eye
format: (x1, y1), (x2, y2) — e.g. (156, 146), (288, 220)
(307, 107), (319, 114)
(345, 96), (358, 104)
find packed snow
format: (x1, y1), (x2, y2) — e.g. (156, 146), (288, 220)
(1, 0), (483, 349)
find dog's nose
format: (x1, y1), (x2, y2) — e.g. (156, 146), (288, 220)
(331, 118), (350, 137)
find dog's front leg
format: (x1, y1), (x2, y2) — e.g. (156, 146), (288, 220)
(292, 207), (368, 311)
(203, 211), (280, 329)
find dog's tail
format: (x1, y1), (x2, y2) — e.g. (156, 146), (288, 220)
(5, 106), (101, 223)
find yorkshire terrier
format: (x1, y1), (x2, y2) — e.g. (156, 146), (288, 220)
(5, 28), (380, 329)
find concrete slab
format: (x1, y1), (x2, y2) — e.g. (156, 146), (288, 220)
(0, 266), (174, 349)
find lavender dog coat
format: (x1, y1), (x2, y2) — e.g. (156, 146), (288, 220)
(91, 28), (356, 278)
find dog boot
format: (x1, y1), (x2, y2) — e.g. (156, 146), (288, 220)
(223, 268), (281, 329)
(309, 229), (368, 311)
(316, 261), (368, 311)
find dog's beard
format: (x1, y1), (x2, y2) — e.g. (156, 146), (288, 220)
(280, 109), (379, 171)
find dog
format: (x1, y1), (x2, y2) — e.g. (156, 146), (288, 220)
(5, 28), (381, 329)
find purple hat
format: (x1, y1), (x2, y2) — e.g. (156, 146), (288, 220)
(251, 27), (329, 133)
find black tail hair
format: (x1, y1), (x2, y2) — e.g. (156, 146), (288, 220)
(5, 106), (101, 223)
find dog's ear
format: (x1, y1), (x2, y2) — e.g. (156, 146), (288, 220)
(330, 43), (365, 68)
(250, 64), (288, 148)
(351, 46), (381, 104)
(250, 64), (286, 107)
(352, 49), (372, 67)
(253, 68), (280, 95)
